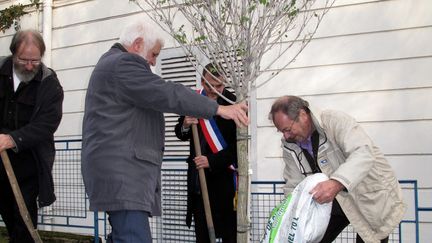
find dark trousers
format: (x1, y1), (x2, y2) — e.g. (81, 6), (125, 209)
(0, 176), (38, 243)
(192, 194), (236, 243)
(107, 210), (152, 243)
(320, 202), (389, 243)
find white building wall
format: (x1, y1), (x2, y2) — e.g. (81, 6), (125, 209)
(256, 0), (432, 187)
(0, 0), (430, 241)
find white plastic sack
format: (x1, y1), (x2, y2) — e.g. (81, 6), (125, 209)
(261, 173), (333, 243)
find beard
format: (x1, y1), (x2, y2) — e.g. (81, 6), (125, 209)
(13, 63), (39, 83)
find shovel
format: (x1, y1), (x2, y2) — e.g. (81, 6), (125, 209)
(1, 150), (43, 243)
(191, 124), (216, 243)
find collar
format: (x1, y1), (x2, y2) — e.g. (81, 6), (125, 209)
(296, 134), (312, 149)
(282, 107), (327, 149)
(307, 109), (328, 151)
(111, 43), (152, 70)
(307, 106), (326, 139)
(216, 89), (236, 105)
(112, 43), (128, 53)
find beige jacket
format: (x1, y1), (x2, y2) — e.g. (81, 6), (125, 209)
(281, 108), (406, 243)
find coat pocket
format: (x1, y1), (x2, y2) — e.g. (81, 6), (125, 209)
(354, 183), (391, 229)
(134, 147), (163, 166)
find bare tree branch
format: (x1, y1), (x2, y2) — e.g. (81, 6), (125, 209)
(129, 1), (335, 241)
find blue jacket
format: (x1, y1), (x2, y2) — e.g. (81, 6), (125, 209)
(81, 43), (218, 215)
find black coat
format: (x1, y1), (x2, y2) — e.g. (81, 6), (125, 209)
(0, 56), (63, 207)
(175, 89), (237, 235)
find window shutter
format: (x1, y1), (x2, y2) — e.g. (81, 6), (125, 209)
(156, 49), (198, 162)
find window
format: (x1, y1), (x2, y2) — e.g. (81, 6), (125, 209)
(156, 48), (199, 162)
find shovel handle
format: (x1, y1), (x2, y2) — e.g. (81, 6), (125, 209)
(1, 151), (43, 243)
(191, 125), (216, 243)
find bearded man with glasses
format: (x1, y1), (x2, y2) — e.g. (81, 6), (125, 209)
(0, 30), (64, 242)
(269, 95), (405, 243)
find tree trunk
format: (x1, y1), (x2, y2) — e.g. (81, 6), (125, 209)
(236, 125), (249, 243)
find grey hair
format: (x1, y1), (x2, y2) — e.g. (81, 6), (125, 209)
(10, 30), (46, 56)
(268, 95), (310, 121)
(119, 19), (165, 50)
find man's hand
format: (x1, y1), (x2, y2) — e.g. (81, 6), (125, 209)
(0, 134), (15, 152)
(216, 102), (249, 128)
(183, 116), (198, 129)
(193, 155), (209, 170)
(309, 179), (345, 204)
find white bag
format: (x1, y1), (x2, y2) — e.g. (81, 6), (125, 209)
(261, 173), (333, 243)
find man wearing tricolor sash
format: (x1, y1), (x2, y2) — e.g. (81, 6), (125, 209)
(175, 63), (237, 243)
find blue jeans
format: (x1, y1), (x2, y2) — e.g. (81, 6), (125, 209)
(107, 210), (152, 243)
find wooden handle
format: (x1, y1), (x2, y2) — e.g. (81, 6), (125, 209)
(191, 125), (216, 243)
(1, 151), (43, 243)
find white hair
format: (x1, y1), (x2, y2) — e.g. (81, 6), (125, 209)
(119, 19), (165, 50)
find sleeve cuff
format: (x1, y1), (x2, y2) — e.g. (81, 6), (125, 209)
(8, 134), (18, 153)
(181, 126), (190, 134)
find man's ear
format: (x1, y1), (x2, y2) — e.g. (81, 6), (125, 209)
(298, 109), (308, 121)
(132, 37), (144, 53)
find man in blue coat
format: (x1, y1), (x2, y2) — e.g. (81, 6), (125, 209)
(81, 20), (248, 243)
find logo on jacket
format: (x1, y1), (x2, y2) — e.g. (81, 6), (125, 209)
(319, 159), (328, 165)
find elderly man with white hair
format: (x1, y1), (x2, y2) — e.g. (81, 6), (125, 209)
(81, 19), (248, 242)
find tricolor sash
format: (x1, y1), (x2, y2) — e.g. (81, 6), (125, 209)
(197, 89), (227, 153)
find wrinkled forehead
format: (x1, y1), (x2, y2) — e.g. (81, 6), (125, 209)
(16, 40), (42, 58)
(149, 40), (162, 52)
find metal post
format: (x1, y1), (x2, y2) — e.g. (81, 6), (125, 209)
(94, 211), (99, 243)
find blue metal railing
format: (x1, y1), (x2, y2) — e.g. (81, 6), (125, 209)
(1, 139), (428, 242)
(398, 180), (419, 243)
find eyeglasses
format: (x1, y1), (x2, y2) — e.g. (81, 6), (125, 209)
(16, 57), (41, 66)
(281, 114), (299, 137)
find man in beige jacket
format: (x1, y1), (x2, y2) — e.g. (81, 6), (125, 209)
(269, 95), (406, 243)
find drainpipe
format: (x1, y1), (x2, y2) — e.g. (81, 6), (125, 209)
(42, 0), (53, 67)
(41, 0), (54, 231)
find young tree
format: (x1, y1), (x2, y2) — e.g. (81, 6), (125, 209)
(130, 0), (334, 241)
